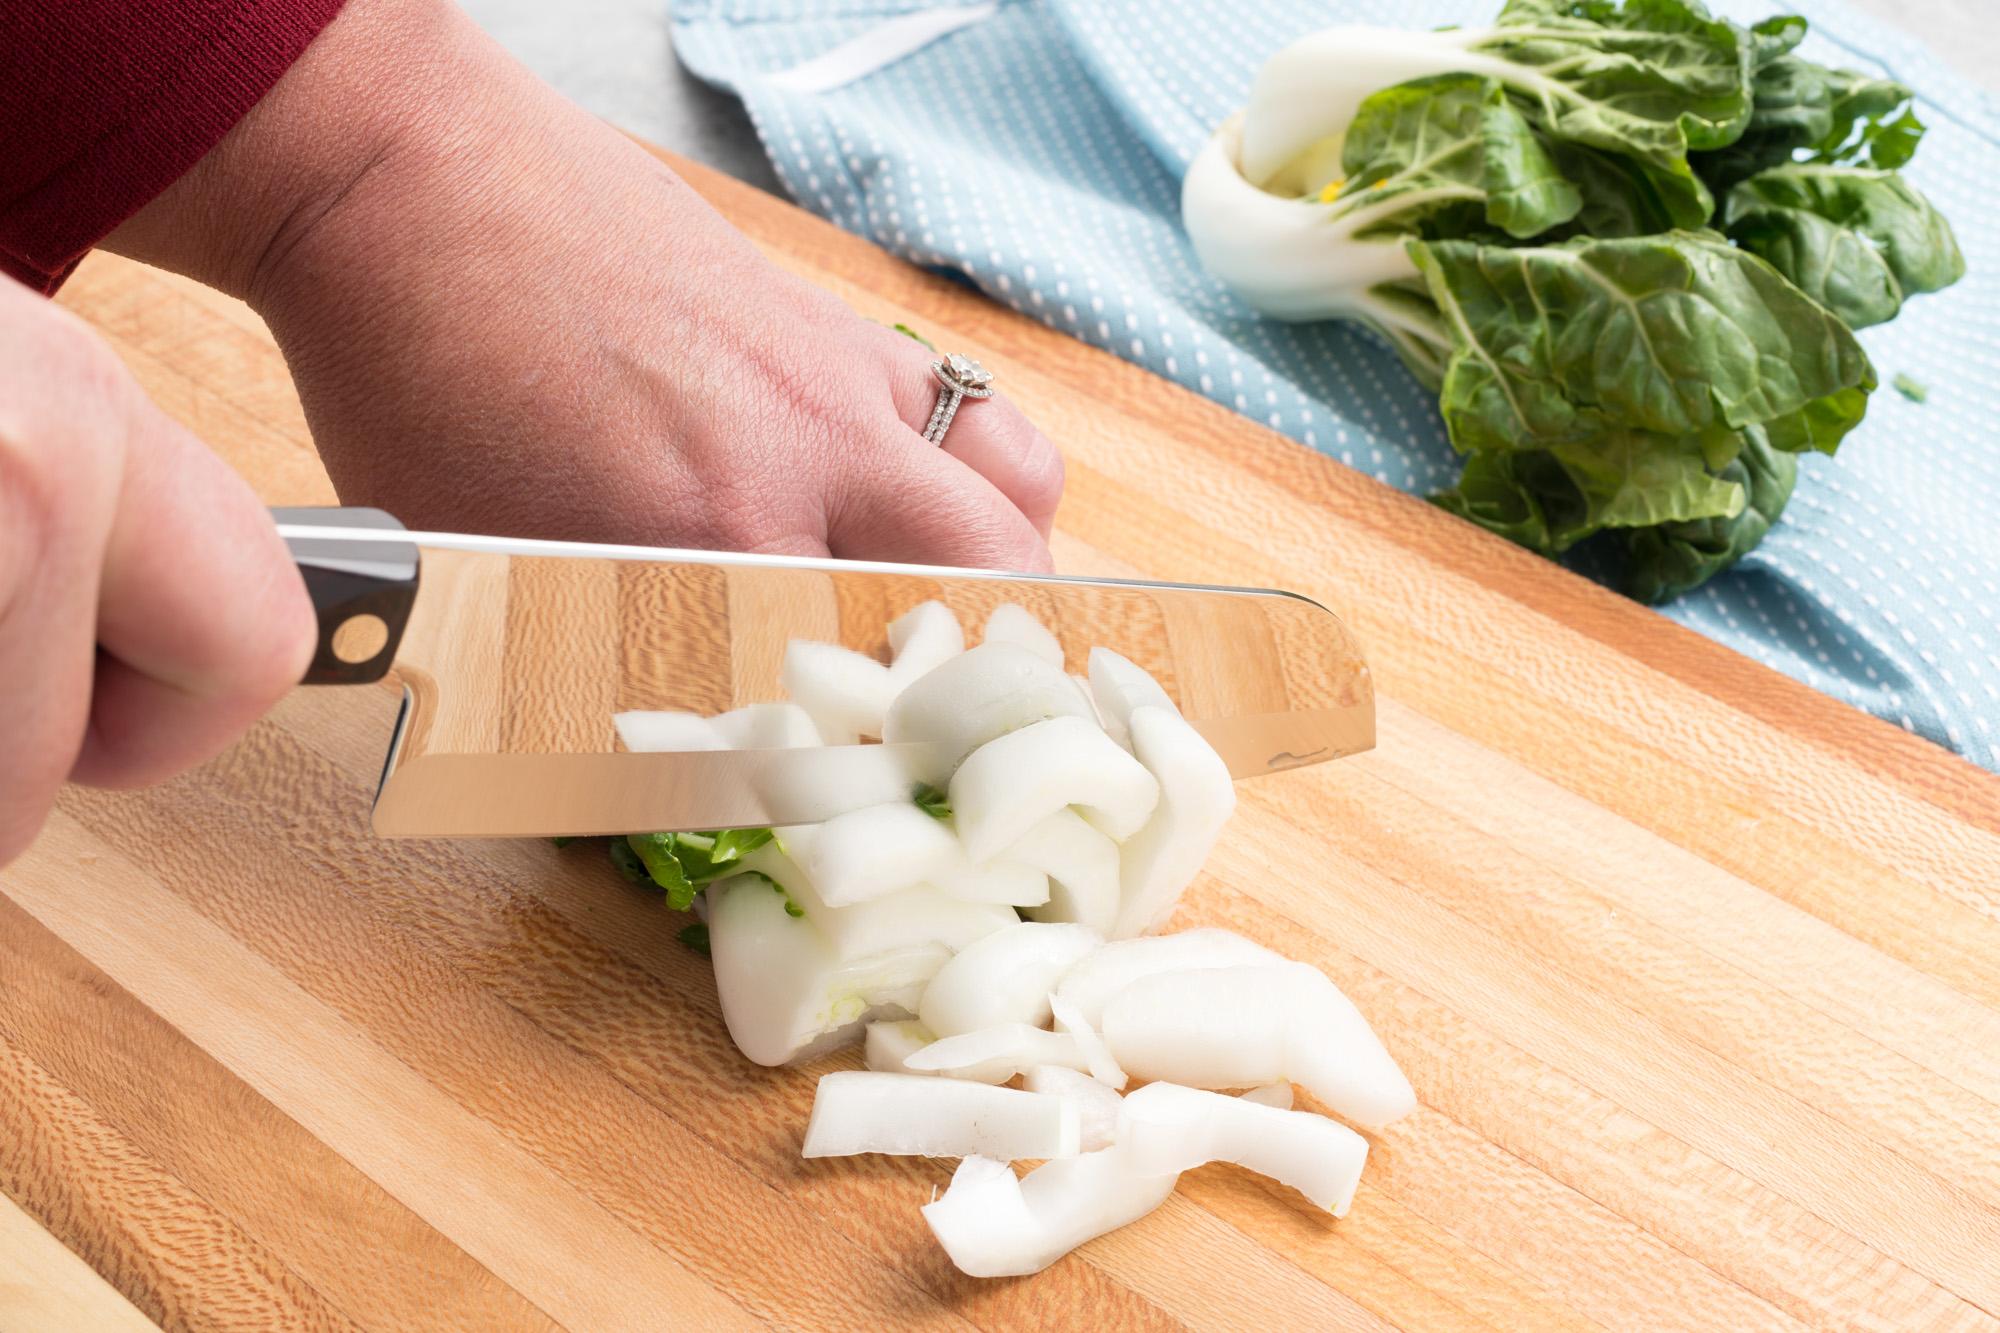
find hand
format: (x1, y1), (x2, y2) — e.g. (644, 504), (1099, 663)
(0, 277), (315, 866)
(107, 0), (1063, 570)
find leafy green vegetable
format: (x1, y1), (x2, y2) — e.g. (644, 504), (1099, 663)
(623, 829), (775, 910)
(1893, 373), (1928, 404)
(608, 837), (648, 884)
(1413, 229), (1873, 451)
(1721, 165), (1966, 329)
(1624, 425), (1795, 601)
(1179, 2), (1967, 596)
(677, 922), (712, 958)
(912, 783), (953, 821)
(1477, 0), (1754, 226)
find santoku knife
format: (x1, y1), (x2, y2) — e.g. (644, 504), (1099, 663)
(277, 507), (1372, 837)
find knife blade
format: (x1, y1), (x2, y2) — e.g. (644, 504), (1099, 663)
(276, 507), (1372, 837)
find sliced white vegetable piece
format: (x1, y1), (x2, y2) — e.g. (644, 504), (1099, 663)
(1100, 964), (1417, 1130)
(1111, 705), (1238, 938)
(1117, 1082), (1368, 1215)
(1048, 993), (1128, 1090)
(865, 1020), (938, 1074)
(904, 1024), (1090, 1084)
(708, 875), (947, 1066)
(613, 710), (724, 753)
(780, 640), (895, 742)
(1051, 927), (1288, 1027)
(709, 702), (822, 750)
(982, 603), (1065, 666)
(1087, 647), (1178, 750)
(798, 802), (961, 908)
(802, 1072), (1079, 1161)
(950, 717), (1160, 862)
(1021, 1065), (1123, 1152)
(922, 1148), (1179, 1278)
(887, 600), (965, 687)
(919, 922), (1104, 1037)
(745, 845), (1018, 960)
(930, 856), (1051, 907)
(1241, 1082), (1294, 1111)
(883, 644), (1096, 783)
(1012, 810), (1121, 934)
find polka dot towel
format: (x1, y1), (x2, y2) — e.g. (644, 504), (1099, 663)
(673, 0), (2000, 771)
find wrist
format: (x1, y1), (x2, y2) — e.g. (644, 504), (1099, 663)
(102, 0), (476, 302)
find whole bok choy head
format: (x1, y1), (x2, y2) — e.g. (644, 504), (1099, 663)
(1183, 0), (1964, 601)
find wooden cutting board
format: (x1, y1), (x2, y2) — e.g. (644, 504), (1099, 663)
(6, 151), (2000, 1333)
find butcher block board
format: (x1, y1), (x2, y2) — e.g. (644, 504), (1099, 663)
(7, 150), (2000, 1332)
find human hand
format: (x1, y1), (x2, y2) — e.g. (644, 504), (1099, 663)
(0, 277), (315, 866)
(108, 0), (1063, 571)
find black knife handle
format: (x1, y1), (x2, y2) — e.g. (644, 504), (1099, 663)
(274, 506), (421, 685)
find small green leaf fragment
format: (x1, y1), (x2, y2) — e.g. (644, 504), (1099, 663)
(550, 836), (579, 849)
(893, 323), (936, 352)
(608, 838), (648, 884)
(677, 922), (711, 957)
(912, 783), (953, 821)
(627, 834), (698, 910)
(1893, 373), (1928, 403)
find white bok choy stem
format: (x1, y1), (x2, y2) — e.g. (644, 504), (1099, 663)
(918, 922), (1103, 1037)
(982, 603), (1065, 666)
(1241, 1082), (1294, 1110)
(802, 1072), (1080, 1161)
(865, 1020), (936, 1074)
(1048, 993), (1128, 1090)
(1100, 964), (1417, 1131)
(1052, 927), (1287, 1027)
(745, 843), (1018, 960)
(1086, 647), (1178, 751)
(903, 1024), (1091, 1084)
(887, 599), (965, 686)
(707, 874), (947, 1066)
(922, 1149), (1178, 1278)
(1117, 1082), (1369, 1216)
(780, 640), (895, 743)
(1015, 809), (1123, 934)
(1183, 114), (1426, 324)
(949, 717), (1160, 862)
(1112, 705), (1239, 938)
(613, 710), (725, 752)
(1021, 1065), (1123, 1152)
(798, 801), (961, 907)
(884, 643), (1097, 785)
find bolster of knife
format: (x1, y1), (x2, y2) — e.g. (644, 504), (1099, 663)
(273, 507), (420, 686)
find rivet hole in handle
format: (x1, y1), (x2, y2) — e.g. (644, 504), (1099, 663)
(274, 506), (421, 685)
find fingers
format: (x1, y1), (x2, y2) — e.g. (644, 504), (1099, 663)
(68, 404), (317, 789)
(827, 434), (1055, 573)
(0, 398), (109, 864)
(875, 327), (1066, 540)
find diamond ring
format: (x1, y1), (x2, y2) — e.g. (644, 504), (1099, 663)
(922, 353), (995, 448)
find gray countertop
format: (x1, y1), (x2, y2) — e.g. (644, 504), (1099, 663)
(462, 0), (1995, 200)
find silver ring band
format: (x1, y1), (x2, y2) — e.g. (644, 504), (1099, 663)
(923, 353), (994, 448)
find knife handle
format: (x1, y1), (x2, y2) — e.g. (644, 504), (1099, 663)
(274, 506), (421, 686)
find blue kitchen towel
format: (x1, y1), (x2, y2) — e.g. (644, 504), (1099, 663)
(672, 0), (2000, 770)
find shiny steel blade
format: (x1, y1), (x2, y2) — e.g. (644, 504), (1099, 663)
(276, 524), (1373, 837)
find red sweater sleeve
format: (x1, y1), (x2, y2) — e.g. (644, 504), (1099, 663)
(0, 0), (349, 294)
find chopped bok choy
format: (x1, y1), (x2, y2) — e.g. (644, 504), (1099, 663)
(587, 599), (1414, 1277)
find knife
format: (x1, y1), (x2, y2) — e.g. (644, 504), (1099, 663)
(276, 507), (1373, 837)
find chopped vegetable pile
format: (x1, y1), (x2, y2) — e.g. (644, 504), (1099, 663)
(566, 600), (1416, 1276)
(1182, 0), (1965, 600)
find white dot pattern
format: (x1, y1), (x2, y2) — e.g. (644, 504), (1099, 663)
(673, 0), (2000, 771)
